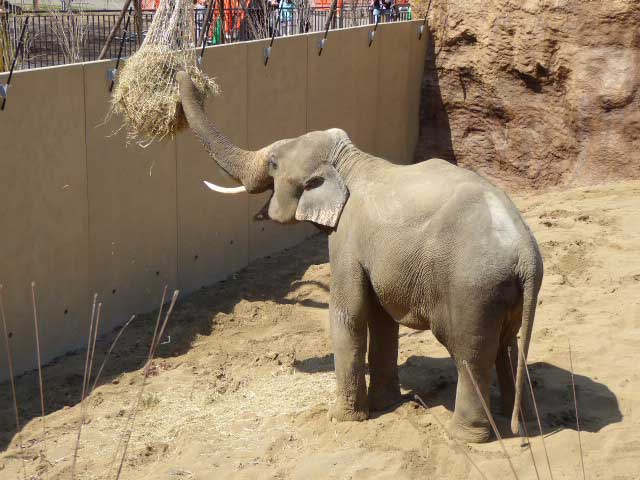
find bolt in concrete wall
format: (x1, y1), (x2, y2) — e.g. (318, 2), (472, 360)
(0, 65), (90, 378)
(83, 59), (178, 336)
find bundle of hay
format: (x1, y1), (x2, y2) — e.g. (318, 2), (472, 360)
(110, 0), (218, 145)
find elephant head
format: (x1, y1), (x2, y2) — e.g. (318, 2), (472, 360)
(177, 71), (349, 228)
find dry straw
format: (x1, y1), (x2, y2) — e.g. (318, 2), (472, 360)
(507, 347), (541, 480)
(0, 285), (28, 479)
(568, 341), (586, 480)
(110, 0), (218, 146)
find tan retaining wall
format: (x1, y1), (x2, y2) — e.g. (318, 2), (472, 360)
(0, 20), (427, 379)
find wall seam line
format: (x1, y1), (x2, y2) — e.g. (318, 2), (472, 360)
(245, 42), (251, 263)
(406, 22), (414, 163)
(81, 63), (92, 334)
(175, 117), (179, 294)
(376, 24), (382, 157)
(305, 32), (309, 135)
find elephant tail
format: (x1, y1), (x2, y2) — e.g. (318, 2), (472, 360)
(510, 265), (542, 435)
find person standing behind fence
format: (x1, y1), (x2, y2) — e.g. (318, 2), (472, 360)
(370, 0), (381, 24)
(194, 0), (206, 45)
(382, 0), (393, 20)
(267, 0), (278, 36)
(279, 0), (295, 35)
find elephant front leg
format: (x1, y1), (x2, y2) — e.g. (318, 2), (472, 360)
(328, 305), (369, 422)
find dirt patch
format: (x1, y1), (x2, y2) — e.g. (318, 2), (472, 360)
(1, 181), (639, 479)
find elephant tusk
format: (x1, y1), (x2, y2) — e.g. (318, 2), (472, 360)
(203, 181), (247, 194)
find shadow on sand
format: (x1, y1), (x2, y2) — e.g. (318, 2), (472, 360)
(294, 353), (622, 438)
(0, 233), (330, 451)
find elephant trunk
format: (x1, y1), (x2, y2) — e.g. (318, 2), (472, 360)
(176, 71), (271, 194)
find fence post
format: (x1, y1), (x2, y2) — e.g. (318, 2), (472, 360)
(198, 0), (217, 66)
(98, 0), (132, 60)
(108, 8), (132, 92)
(318, 0), (338, 56)
(198, 0), (216, 47)
(132, 0), (143, 47)
(218, 0), (225, 44)
(418, 0), (432, 40)
(1, 16), (29, 111)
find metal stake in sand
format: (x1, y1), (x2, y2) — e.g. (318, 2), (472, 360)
(89, 315), (137, 394)
(0, 285), (28, 480)
(71, 293), (98, 479)
(414, 394), (488, 480)
(568, 341), (586, 480)
(107, 286), (169, 479)
(115, 289), (180, 480)
(30, 282), (48, 477)
(74, 302), (103, 472)
(147, 285), (169, 362)
(462, 360), (519, 480)
(507, 347), (540, 480)
(87, 302), (102, 389)
(519, 348), (554, 480)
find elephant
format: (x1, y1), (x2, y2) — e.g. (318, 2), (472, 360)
(176, 71), (543, 443)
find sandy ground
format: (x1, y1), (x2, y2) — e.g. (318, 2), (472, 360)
(1, 180), (639, 480)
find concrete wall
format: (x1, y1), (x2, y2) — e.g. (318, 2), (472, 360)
(0, 20), (428, 379)
(0, 64), (90, 379)
(176, 43), (250, 293)
(84, 59), (179, 330)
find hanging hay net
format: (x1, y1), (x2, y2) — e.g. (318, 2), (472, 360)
(110, 0), (218, 146)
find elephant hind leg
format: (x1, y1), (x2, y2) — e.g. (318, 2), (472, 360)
(449, 353), (495, 444)
(448, 317), (501, 444)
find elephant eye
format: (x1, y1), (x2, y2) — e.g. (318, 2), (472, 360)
(304, 176), (324, 191)
(269, 158), (278, 170)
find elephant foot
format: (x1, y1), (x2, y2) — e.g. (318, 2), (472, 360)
(368, 384), (402, 411)
(327, 402), (369, 422)
(448, 419), (491, 444)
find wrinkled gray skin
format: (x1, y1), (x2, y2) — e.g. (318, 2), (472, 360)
(177, 72), (543, 443)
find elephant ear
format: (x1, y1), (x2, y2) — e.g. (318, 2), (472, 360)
(295, 164), (349, 228)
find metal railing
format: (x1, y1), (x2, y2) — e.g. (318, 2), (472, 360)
(0, 6), (411, 71)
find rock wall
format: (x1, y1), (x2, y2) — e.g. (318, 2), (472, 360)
(415, 0), (640, 191)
